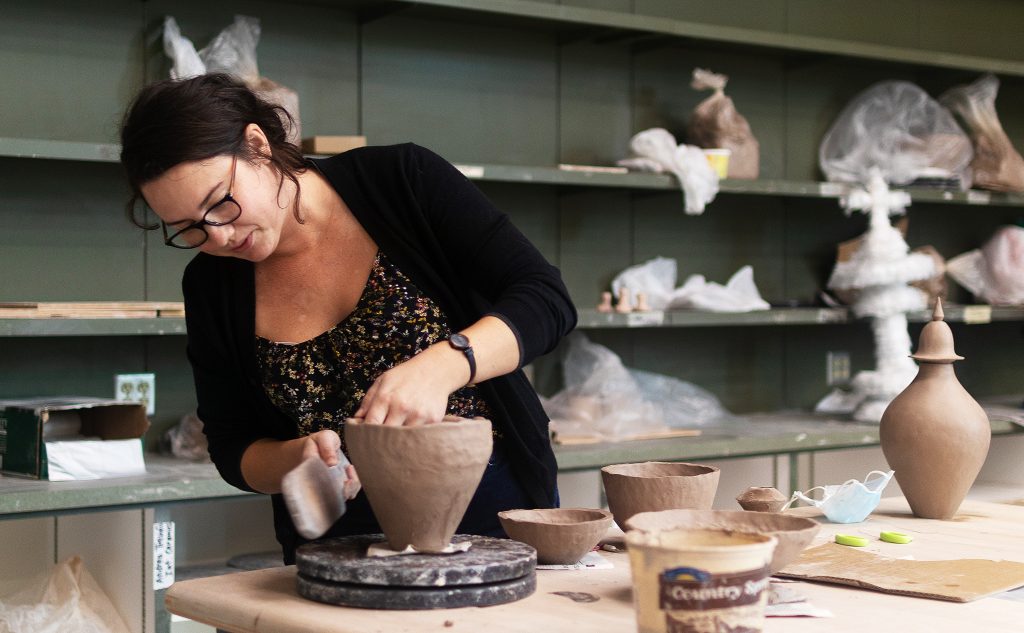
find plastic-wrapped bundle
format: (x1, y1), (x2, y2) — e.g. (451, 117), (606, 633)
(819, 81), (972, 187)
(940, 74), (1024, 192)
(947, 225), (1024, 305)
(687, 68), (760, 179)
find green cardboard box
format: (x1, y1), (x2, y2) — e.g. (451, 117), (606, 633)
(0, 397), (150, 480)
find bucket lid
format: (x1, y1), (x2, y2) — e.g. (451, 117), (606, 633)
(911, 298), (964, 363)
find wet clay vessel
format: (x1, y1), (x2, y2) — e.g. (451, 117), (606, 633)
(600, 462), (720, 529)
(625, 508), (819, 574)
(736, 486), (788, 513)
(344, 417), (493, 552)
(498, 508), (613, 565)
(880, 299), (991, 520)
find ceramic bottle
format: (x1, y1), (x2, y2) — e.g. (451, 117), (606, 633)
(879, 299), (990, 519)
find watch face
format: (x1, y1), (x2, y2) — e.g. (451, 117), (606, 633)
(449, 333), (470, 349)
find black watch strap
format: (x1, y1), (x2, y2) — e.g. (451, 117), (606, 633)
(448, 333), (477, 385)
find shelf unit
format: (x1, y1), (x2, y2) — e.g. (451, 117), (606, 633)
(6, 138), (1024, 208)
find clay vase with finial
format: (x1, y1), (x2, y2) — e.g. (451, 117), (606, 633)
(879, 299), (990, 519)
(344, 416), (493, 552)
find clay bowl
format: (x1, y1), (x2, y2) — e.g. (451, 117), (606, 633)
(344, 417), (493, 553)
(625, 508), (820, 573)
(735, 486), (789, 513)
(498, 508), (613, 565)
(600, 462), (720, 529)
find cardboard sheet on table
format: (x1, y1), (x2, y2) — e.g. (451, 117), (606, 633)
(777, 542), (1024, 602)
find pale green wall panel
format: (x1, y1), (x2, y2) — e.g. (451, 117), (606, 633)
(0, 160), (143, 301)
(559, 41), (632, 166)
(786, 0), (919, 48)
(564, 0), (633, 11)
(0, 0), (143, 142)
(0, 338), (142, 400)
(919, 0), (1024, 62)
(361, 15), (558, 164)
(557, 190), (634, 306)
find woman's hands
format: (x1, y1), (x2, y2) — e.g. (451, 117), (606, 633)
(301, 429), (360, 500)
(353, 350), (460, 426)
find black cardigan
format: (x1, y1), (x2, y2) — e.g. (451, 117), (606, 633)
(182, 143), (577, 555)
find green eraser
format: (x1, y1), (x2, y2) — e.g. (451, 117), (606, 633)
(835, 533), (869, 547)
(880, 531), (913, 544)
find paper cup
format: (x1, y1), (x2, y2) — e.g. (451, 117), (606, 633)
(702, 148), (731, 179)
(626, 528), (776, 633)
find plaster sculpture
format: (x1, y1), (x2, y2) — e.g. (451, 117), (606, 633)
(625, 508), (819, 574)
(817, 168), (936, 422)
(880, 300), (991, 519)
(344, 417), (493, 552)
(497, 508), (613, 565)
(735, 486), (788, 513)
(600, 462), (719, 529)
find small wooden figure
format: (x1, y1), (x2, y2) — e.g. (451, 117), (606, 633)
(596, 291), (613, 313)
(615, 287), (632, 313)
(635, 292), (650, 312)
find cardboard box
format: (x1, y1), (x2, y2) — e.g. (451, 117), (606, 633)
(0, 397), (149, 480)
(301, 135), (367, 155)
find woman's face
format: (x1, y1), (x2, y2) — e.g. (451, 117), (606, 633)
(141, 154), (289, 262)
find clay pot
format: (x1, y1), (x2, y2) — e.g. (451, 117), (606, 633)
(625, 508), (819, 574)
(736, 486), (788, 513)
(344, 417), (493, 552)
(600, 462), (720, 529)
(880, 299), (991, 520)
(498, 508), (613, 565)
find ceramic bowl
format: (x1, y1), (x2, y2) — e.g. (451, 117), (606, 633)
(625, 508), (820, 573)
(735, 486), (789, 513)
(498, 508), (613, 564)
(600, 462), (720, 529)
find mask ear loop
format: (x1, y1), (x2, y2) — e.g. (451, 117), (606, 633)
(862, 470), (893, 492)
(782, 485), (828, 511)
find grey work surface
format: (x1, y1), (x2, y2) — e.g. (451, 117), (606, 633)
(1, 412), (1019, 518)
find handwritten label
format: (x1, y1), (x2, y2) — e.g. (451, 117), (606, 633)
(627, 311), (665, 327)
(962, 305), (992, 324)
(153, 521), (175, 590)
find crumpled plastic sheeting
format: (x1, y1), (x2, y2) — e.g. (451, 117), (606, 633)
(542, 333), (732, 442)
(0, 557), (131, 633)
(610, 257), (770, 312)
(947, 225), (1024, 305)
(617, 128), (719, 214)
(819, 80), (972, 188)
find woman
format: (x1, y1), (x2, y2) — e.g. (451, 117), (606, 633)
(120, 74), (576, 563)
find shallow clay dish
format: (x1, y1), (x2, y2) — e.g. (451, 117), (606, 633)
(600, 462), (720, 529)
(625, 508), (819, 573)
(498, 508), (613, 565)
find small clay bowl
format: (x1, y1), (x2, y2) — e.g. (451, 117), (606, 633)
(600, 462), (720, 529)
(625, 508), (820, 573)
(736, 486), (789, 513)
(498, 508), (613, 564)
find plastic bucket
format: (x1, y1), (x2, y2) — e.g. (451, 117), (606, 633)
(626, 528), (776, 633)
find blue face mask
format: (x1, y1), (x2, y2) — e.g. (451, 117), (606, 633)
(785, 470), (894, 524)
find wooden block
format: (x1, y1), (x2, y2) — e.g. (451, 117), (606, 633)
(301, 136), (367, 155)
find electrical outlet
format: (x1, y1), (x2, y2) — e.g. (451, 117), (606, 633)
(115, 373), (156, 415)
(826, 351), (851, 386)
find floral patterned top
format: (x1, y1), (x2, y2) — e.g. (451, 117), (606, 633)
(255, 251), (494, 454)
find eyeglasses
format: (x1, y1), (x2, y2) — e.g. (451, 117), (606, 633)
(161, 155), (242, 249)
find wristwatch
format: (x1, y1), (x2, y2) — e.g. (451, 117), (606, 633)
(448, 332), (477, 385)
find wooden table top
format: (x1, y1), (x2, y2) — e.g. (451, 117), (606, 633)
(166, 498), (1024, 633)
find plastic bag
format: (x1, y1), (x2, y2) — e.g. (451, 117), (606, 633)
(946, 225), (1024, 305)
(687, 68), (760, 179)
(159, 411), (210, 461)
(617, 128), (718, 214)
(819, 80), (972, 187)
(0, 556), (130, 633)
(163, 15), (301, 144)
(542, 333), (730, 442)
(609, 257), (770, 313)
(940, 74), (1024, 192)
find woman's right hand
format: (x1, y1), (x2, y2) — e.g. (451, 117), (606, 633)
(299, 429), (360, 500)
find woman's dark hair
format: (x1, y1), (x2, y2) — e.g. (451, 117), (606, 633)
(120, 73), (306, 229)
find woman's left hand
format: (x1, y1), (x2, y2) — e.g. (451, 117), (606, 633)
(353, 354), (460, 426)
